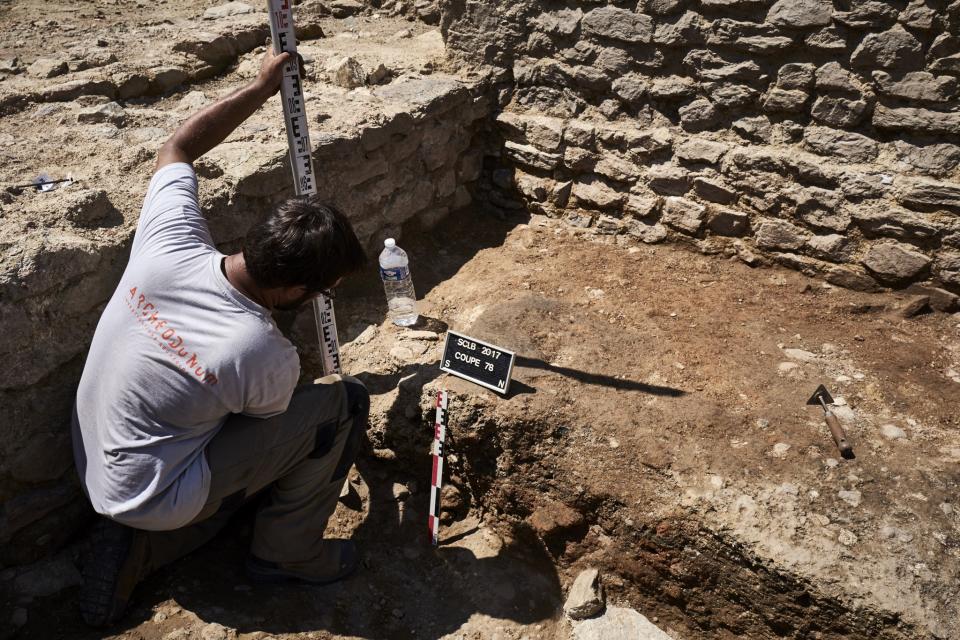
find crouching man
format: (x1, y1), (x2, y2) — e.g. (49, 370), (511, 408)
(72, 46), (368, 626)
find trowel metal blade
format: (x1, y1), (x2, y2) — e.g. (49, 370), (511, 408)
(806, 384), (834, 407)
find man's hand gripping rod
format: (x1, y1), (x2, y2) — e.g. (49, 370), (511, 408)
(267, 0), (342, 375)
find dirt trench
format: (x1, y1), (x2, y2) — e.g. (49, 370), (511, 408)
(423, 404), (914, 640)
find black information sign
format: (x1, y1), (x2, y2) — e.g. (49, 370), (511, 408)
(440, 331), (515, 394)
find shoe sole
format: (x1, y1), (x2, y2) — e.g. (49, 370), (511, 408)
(79, 520), (146, 627)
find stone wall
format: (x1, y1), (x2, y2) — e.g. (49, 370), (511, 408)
(442, 0), (960, 294)
(0, 66), (490, 567)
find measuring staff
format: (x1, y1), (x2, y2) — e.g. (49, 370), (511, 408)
(73, 14), (370, 627)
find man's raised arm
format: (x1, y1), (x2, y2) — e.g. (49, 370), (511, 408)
(156, 47), (292, 170)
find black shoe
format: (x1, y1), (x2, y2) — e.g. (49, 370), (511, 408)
(245, 540), (358, 585)
(78, 518), (149, 627)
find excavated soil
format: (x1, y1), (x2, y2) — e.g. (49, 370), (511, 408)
(13, 207), (960, 640)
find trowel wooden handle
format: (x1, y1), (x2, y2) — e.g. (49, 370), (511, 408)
(824, 412), (853, 456)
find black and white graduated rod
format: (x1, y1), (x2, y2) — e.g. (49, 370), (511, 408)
(267, 0), (342, 376)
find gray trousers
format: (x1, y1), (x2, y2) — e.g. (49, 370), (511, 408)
(143, 374), (369, 572)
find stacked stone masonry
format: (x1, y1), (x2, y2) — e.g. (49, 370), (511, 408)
(442, 0), (960, 293)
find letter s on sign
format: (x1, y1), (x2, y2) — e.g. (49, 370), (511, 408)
(444, 360), (450, 368)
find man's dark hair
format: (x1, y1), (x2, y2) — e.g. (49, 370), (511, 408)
(243, 197), (366, 291)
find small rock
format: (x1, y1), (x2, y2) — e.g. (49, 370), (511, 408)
(582, 6), (654, 44)
(803, 126), (879, 163)
(527, 500), (585, 548)
(202, 2), (254, 19)
(178, 90), (208, 111)
(373, 447), (397, 460)
(851, 25), (922, 70)
(880, 525), (914, 543)
(564, 568), (606, 620)
(0, 57), (21, 74)
(611, 73), (649, 106)
(77, 101), (125, 125)
(678, 98), (719, 132)
(777, 361), (801, 376)
(693, 178), (737, 204)
(838, 489), (861, 507)
(810, 95), (869, 129)
(331, 0), (365, 18)
(627, 220), (668, 244)
(732, 116), (772, 143)
(660, 197), (705, 235)
(150, 66), (188, 93)
(368, 63), (390, 85)
(351, 325), (378, 346)
(899, 295), (931, 318)
(838, 529), (858, 546)
(392, 483), (411, 501)
(756, 219), (808, 252)
(782, 348), (818, 363)
(879, 424), (907, 440)
(200, 622), (232, 640)
(776, 62), (815, 90)
(327, 56), (367, 89)
(27, 57), (68, 79)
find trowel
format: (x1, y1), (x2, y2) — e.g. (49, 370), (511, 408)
(807, 385), (854, 459)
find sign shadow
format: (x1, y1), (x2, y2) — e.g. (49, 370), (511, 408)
(513, 355), (687, 396)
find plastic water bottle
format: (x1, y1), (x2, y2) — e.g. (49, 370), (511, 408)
(379, 238), (419, 327)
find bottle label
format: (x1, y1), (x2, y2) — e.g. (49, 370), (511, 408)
(380, 266), (409, 282)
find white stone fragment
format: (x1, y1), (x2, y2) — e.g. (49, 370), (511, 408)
(838, 489), (862, 507)
(573, 606), (673, 640)
(564, 568), (606, 620)
(879, 423), (907, 440)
